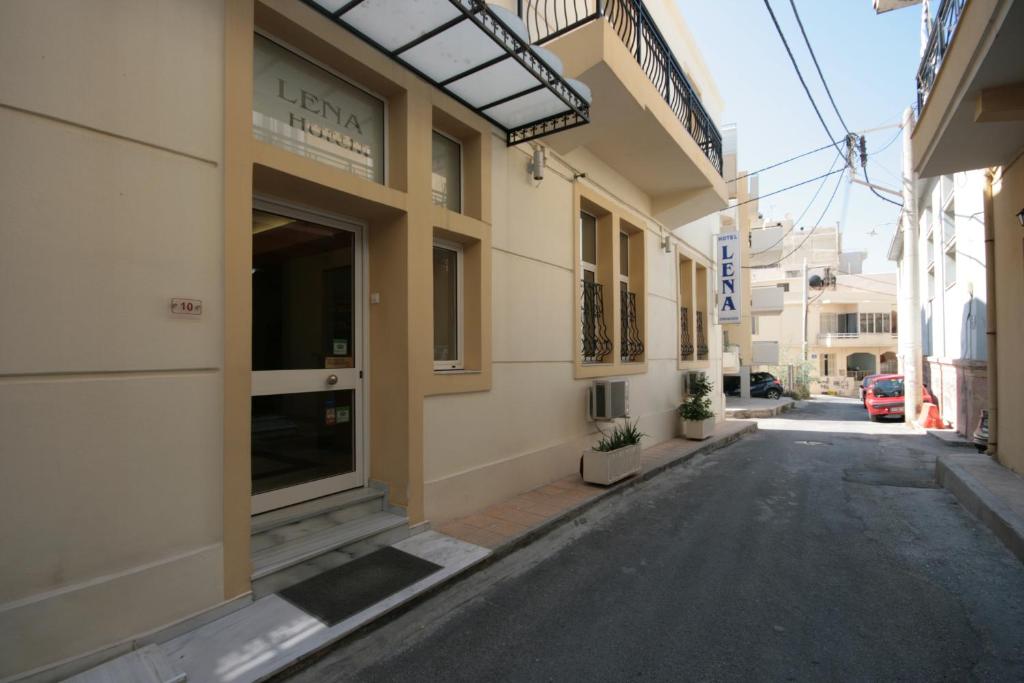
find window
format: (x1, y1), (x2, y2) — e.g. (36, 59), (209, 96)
(580, 211), (608, 363)
(778, 283), (790, 292)
(928, 265), (936, 300)
(820, 312), (837, 334)
(860, 313), (873, 334)
(432, 131), (462, 212)
(620, 226), (645, 362)
(821, 352), (835, 377)
(944, 244), (957, 289)
(433, 239), (463, 369)
(751, 315), (760, 335)
(941, 176), (956, 244)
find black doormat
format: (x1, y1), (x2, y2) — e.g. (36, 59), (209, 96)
(278, 546), (442, 626)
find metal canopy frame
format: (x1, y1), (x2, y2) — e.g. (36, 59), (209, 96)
(300, 0), (592, 145)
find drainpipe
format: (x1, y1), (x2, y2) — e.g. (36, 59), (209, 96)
(983, 168), (998, 456)
(901, 107), (923, 421)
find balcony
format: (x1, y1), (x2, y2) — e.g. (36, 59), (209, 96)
(912, 0), (1024, 177)
(817, 332), (899, 349)
(751, 285), (785, 316)
(523, 0), (727, 224)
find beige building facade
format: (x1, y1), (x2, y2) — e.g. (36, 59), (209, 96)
(0, 0), (731, 678)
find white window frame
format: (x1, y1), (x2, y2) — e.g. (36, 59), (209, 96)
(432, 238), (464, 371)
(581, 211), (598, 282)
(432, 129), (463, 213)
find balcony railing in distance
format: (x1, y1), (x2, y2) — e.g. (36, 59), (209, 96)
(916, 0), (967, 115)
(581, 279), (612, 362)
(621, 290), (644, 362)
(522, 0), (723, 175)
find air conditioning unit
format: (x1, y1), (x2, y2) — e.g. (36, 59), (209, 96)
(590, 379), (629, 420)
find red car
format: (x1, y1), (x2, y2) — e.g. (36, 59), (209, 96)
(865, 375), (930, 421)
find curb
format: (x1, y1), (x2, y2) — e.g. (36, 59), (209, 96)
(481, 421), (759, 565)
(725, 399), (800, 419)
(272, 421), (760, 680)
(936, 454), (1024, 565)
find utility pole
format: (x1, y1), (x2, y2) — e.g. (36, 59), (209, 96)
(802, 257), (809, 362)
(900, 107), (923, 421)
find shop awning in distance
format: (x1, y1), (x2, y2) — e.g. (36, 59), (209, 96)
(302, 0), (592, 145)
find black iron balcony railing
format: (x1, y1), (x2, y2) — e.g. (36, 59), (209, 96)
(620, 289), (644, 362)
(522, 0), (723, 175)
(916, 0), (967, 115)
(696, 310), (708, 360)
(581, 280), (612, 362)
(680, 306), (694, 360)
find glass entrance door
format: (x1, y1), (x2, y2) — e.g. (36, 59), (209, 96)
(250, 202), (363, 514)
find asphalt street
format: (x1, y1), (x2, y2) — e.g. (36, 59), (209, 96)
(286, 398), (1024, 682)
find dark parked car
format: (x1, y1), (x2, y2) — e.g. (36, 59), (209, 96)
(723, 372), (784, 399)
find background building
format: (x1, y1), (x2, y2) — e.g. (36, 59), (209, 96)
(750, 224), (898, 396)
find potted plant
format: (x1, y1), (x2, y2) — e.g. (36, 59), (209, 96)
(581, 419), (645, 485)
(678, 374), (715, 440)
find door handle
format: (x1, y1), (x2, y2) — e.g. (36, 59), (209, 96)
(326, 374), (338, 386)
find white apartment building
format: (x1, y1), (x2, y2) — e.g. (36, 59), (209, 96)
(889, 169), (988, 434)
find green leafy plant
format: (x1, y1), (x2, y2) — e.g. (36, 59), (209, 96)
(593, 418), (646, 452)
(678, 374), (715, 421)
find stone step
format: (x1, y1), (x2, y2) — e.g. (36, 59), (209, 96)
(251, 511), (407, 580)
(250, 487), (386, 535)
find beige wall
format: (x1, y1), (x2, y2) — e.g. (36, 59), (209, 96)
(423, 134), (724, 523)
(992, 155), (1024, 472)
(0, 0), (227, 676)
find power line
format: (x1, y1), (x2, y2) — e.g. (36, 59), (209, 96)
(862, 163), (904, 208)
(788, 0), (851, 134)
(750, 149), (844, 256)
(762, 0), (845, 156)
(750, 167), (847, 269)
(731, 168), (845, 209)
(725, 140), (839, 184)
(869, 125), (904, 154)
(836, 270), (899, 286)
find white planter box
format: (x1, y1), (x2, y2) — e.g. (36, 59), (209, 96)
(681, 416), (715, 440)
(581, 443), (641, 485)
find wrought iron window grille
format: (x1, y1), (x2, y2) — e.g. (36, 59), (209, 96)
(680, 306), (694, 360)
(696, 310), (708, 360)
(522, 0), (723, 174)
(620, 289), (644, 362)
(581, 280), (612, 362)
(916, 0), (967, 116)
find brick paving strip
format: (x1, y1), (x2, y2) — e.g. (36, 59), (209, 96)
(439, 419), (758, 554)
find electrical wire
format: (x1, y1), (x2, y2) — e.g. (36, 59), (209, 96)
(750, 149), (844, 256)
(836, 269), (899, 286)
(726, 140), (840, 184)
(762, 0), (845, 156)
(869, 125), (904, 154)
(863, 164), (904, 207)
(731, 168), (845, 209)
(752, 167), (847, 268)
(788, 0), (851, 134)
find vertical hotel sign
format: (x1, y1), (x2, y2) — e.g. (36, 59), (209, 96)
(717, 232), (741, 324)
(253, 35), (385, 184)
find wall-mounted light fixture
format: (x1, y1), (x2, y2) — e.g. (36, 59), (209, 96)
(661, 234), (672, 253)
(1017, 208), (1024, 226)
(528, 147), (545, 182)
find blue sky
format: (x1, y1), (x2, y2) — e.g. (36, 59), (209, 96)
(679, 0), (923, 273)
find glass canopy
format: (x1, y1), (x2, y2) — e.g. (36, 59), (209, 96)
(302, 0), (592, 144)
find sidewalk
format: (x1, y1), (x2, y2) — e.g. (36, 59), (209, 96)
(937, 452), (1024, 565)
(439, 419), (757, 553)
(67, 420), (758, 683)
(725, 396), (797, 419)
